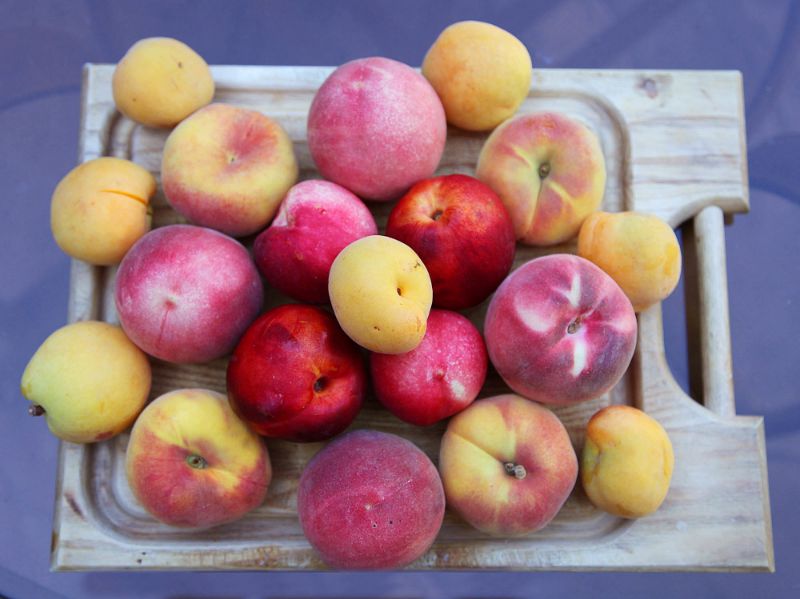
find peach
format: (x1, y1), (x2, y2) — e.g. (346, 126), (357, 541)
(227, 304), (367, 442)
(112, 37), (214, 128)
(115, 224), (263, 363)
(439, 394), (577, 535)
(307, 57), (447, 201)
(578, 211), (682, 312)
(21, 321), (150, 443)
(385, 174), (516, 310)
(484, 254), (637, 405)
(297, 429), (445, 569)
(253, 180), (377, 303)
(50, 157), (156, 265)
(328, 235), (433, 354)
(162, 103), (298, 237)
(126, 388), (271, 529)
(581, 405), (674, 518)
(370, 310), (487, 426)
(476, 111), (606, 246)
(422, 21), (532, 131)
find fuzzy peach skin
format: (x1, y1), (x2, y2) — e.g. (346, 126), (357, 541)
(328, 235), (433, 354)
(297, 429), (445, 569)
(439, 394), (577, 536)
(578, 211), (682, 312)
(385, 174), (516, 310)
(126, 388), (271, 529)
(115, 224), (263, 363)
(370, 310), (487, 426)
(476, 112), (606, 246)
(422, 21), (532, 131)
(581, 405), (674, 518)
(227, 304), (367, 442)
(253, 180), (377, 303)
(112, 37), (214, 128)
(50, 157), (156, 265)
(307, 57), (446, 201)
(21, 321), (150, 443)
(484, 254), (637, 405)
(161, 103), (298, 237)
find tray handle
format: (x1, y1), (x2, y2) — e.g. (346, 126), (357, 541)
(683, 205), (736, 417)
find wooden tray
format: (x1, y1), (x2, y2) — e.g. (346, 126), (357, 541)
(51, 65), (774, 571)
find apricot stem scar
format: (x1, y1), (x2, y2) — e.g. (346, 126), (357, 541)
(28, 404), (45, 416)
(504, 462), (527, 479)
(431, 209), (443, 221)
(313, 377), (328, 393)
(186, 454), (208, 469)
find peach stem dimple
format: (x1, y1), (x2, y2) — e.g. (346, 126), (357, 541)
(504, 462), (527, 479)
(186, 454), (208, 469)
(538, 162), (551, 179)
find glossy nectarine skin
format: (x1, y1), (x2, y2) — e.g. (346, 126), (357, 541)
(370, 309), (487, 426)
(386, 174), (515, 309)
(484, 254), (637, 405)
(297, 430), (445, 569)
(307, 57), (446, 201)
(115, 224), (263, 363)
(227, 304), (367, 442)
(253, 180), (377, 303)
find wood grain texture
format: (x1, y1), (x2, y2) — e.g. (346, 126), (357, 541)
(51, 65), (772, 571)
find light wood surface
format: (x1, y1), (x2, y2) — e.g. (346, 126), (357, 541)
(51, 65), (772, 571)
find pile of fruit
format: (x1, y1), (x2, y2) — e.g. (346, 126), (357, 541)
(21, 22), (682, 570)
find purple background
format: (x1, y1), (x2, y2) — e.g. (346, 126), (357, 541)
(2, 0), (798, 597)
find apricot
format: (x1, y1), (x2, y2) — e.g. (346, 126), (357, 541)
(297, 430), (445, 569)
(112, 37), (214, 128)
(578, 211), (682, 312)
(422, 21), (532, 131)
(328, 235), (432, 354)
(50, 157), (156, 265)
(581, 405), (674, 518)
(21, 321), (151, 443)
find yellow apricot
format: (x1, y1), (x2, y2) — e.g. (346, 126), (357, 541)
(581, 405), (674, 518)
(112, 37), (214, 128)
(50, 157), (155, 265)
(578, 211), (681, 311)
(422, 21), (532, 131)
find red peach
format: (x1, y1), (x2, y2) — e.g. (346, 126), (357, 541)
(226, 304), (367, 442)
(307, 57), (447, 201)
(370, 310), (487, 426)
(297, 430), (445, 569)
(385, 174), (516, 309)
(115, 224), (263, 363)
(253, 180), (377, 303)
(484, 254), (637, 405)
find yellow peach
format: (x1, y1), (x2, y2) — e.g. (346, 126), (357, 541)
(328, 235), (432, 354)
(578, 211), (682, 312)
(476, 112), (606, 246)
(112, 37), (214, 128)
(125, 388), (271, 529)
(21, 321), (151, 443)
(422, 21), (532, 131)
(161, 103), (299, 237)
(581, 405), (674, 518)
(50, 157), (155, 265)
